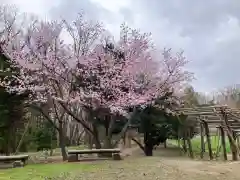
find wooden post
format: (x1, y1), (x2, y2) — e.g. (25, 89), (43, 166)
(220, 108), (238, 161)
(219, 126), (227, 160)
(182, 129), (187, 153)
(202, 120), (213, 160)
(237, 135), (240, 150)
(232, 131), (237, 141)
(200, 122), (205, 159)
(177, 127), (182, 155)
(186, 128), (194, 159)
(164, 141), (167, 148)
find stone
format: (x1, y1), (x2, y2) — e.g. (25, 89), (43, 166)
(12, 161), (23, 168)
(68, 154), (78, 162)
(112, 153), (122, 160)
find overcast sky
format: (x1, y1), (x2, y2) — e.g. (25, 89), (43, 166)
(2, 0), (240, 93)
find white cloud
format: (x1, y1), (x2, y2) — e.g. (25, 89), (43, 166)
(1, 0), (59, 18)
(89, 0), (129, 12)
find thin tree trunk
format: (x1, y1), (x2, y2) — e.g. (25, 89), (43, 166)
(92, 124), (101, 149)
(59, 123), (68, 161)
(112, 118), (132, 147)
(14, 120), (30, 155)
(6, 125), (12, 155)
(144, 132), (153, 156)
(132, 138), (144, 151)
(49, 127), (54, 156)
(103, 117), (114, 149)
(88, 134), (93, 149)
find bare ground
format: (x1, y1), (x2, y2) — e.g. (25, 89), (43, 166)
(68, 145), (240, 180)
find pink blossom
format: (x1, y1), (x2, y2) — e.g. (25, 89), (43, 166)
(0, 13), (192, 116)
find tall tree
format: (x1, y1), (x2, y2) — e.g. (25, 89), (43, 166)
(0, 45), (27, 155)
(183, 85), (199, 107)
(0, 8), (192, 156)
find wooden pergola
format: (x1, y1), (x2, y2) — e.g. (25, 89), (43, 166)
(174, 105), (240, 161)
(177, 105), (240, 132)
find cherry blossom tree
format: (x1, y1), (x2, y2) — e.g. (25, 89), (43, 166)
(0, 8), (192, 152)
(62, 23), (192, 147)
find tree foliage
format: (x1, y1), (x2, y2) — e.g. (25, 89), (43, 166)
(0, 6), (193, 157)
(0, 45), (27, 154)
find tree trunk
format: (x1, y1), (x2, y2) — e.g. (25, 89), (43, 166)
(92, 123), (101, 149)
(49, 128), (54, 156)
(87, 133), (93, 149)
(101, 118), (114, 157)
(58, 123), (68, 161)
(100, 115), (115, 149)
(103, 125), (112, 149)
(125, 130), (132, 148)
(6, 126), (12, 155)
(15, 120), (30, 155)
(144, 144), (153, 156)
(112, 118), (132, 147)
(144, 132), (153, 156)
(132, 138), (144, 151)
(103, 136), (112, 148)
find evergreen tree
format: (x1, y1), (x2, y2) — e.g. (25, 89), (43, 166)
(0, 47), (27, 154)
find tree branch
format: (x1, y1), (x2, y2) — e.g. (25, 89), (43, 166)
(59, 102), (94, 135)
(27, 104), (59, 131)
(131, 137), (144, 151)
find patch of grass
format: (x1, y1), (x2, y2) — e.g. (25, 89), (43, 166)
(0, 162), (98, 180)
(168, 135), (231, 155)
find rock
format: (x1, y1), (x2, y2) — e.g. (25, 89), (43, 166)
(112, 153), (122, 160)
(12, 161), (23, 168)
(68, 154), (78, 162)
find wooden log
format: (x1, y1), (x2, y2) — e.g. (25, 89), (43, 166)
(186, 129), (194, 159)
(200, 123), (205, 159)
(202, 120), (213, 160)
(182, 131), (187, 154)
(219, 126), (227, 160)
(220, 108), (238, 161)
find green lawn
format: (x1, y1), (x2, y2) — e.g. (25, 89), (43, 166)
(0, 146), (101, 180)
(0, 162), (97, 180)
(168, 135), (231, 155)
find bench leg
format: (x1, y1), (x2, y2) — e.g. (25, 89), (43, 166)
(68, 154), (78, 162)
(22, 159), (28, 166)
(12, 161), (24, 168)
(112, 153), (122, 160)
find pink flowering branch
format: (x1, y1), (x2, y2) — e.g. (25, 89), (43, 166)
(0, 10), (192, 121)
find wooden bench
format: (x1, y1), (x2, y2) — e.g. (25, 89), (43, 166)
(0, 155), (29, 167)
(68, 149), (121, 162)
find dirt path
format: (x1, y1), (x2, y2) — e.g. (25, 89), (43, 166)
(69, 145), (240, 180)
(152, 146), (240, 179)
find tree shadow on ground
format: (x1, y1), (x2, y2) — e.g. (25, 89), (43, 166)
(132, 144), (185, 158)
(153, 145), (184, 158)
